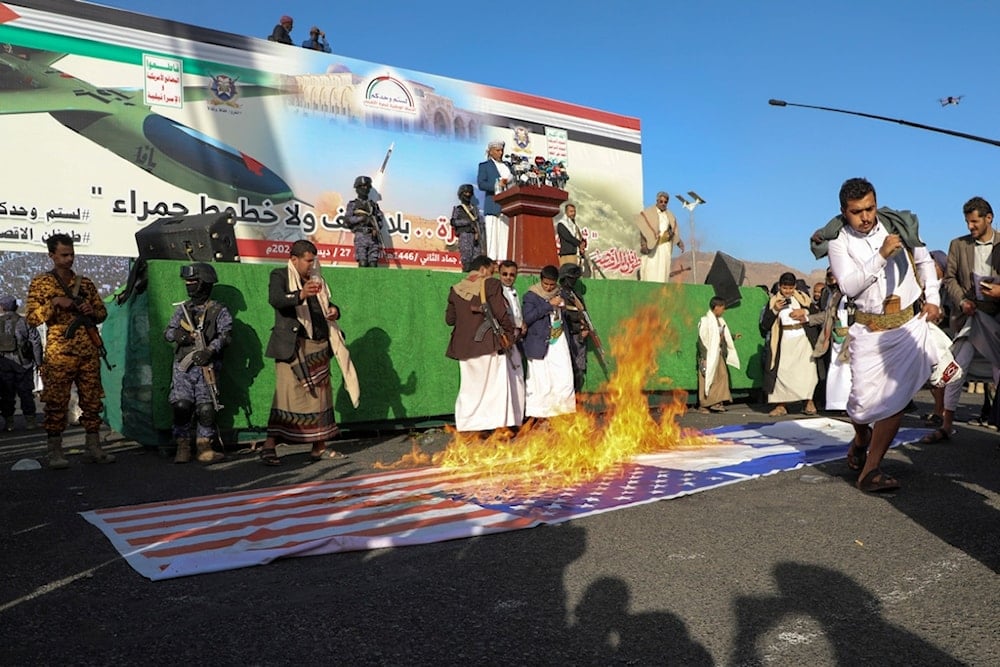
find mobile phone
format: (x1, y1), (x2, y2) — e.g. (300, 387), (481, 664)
(981, 281), (991, 289)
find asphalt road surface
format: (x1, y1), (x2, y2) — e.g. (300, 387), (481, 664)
(2, 388), (998, 666)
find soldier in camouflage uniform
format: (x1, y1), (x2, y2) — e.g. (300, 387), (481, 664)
(558, 263), (590, 392)
(450, 184), (487, 272)
(344, 175), (385, 267)
(26, 233), (113, 468)
(163, 263), (232, 464)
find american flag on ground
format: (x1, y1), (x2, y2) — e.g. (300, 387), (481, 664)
(81, 418), (925, 580)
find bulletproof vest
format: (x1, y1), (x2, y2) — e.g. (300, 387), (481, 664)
(174, 301), (222, 362)
(0, 313), (18, 353)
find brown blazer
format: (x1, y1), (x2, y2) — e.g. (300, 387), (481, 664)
(943, 233), (1000, 331)
(445, 276), (513, 360)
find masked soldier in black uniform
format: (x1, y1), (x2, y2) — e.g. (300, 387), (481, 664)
(163, 263), (232, 464)
(345, 175), (386, 267)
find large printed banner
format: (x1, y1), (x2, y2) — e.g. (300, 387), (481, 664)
(0, 2), (644, 276)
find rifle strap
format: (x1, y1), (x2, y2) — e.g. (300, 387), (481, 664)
(479, 278), (488, 321)
(49, 270), (81, 300)
(50, 271), (92, 341)
(478, 279), (497, 338)
(460, 203), (478, 224)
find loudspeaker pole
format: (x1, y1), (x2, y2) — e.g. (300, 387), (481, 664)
(675, 191), (707, 284)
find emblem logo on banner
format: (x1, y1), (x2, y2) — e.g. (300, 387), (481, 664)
(362, 72), (419, 117)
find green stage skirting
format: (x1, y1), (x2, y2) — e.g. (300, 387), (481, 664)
(101, 261), (768, 445)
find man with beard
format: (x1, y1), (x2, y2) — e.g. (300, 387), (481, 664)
(345, 175), (386, 268)
(923, 196), (1000, 442)
(635, 191), (685, 283)
(498, 260), (526, 424)
(163, 263), (231, 464)
(477, 140), (513, 260)
(556, 202), (588, 269)
(257, 240), (360, 465)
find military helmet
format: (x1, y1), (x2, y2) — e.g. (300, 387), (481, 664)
(353, 175), (373, 188)
(180, 262), (218, 284)
(457, 183), (474, 198)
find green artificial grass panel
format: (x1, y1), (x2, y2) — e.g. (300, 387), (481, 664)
(103, 260), (768, 442)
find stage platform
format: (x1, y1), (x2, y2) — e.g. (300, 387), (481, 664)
(101, 261), (768, 445)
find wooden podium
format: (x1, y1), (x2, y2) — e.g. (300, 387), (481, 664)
(494, 184), (568, 273)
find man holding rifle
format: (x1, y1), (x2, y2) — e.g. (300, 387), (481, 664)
(445, 255), (517, 433)
(345, 175), (386, 268)
(559, 263), (605, 392)
(27, 233), (113, 468)
(163, 263), (231, 464)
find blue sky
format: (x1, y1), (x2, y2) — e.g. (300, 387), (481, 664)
(94, 0), (1000, 276)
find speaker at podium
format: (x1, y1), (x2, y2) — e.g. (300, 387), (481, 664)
(135, 211), (240, 262)
(704, 252), (745, 307)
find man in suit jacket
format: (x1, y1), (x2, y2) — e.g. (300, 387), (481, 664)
(258, 240), (359, 464)
(477, 141), (513, 261)
(926, 196), (1000, 442)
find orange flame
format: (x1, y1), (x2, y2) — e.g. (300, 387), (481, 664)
(376, 301), (718, 497)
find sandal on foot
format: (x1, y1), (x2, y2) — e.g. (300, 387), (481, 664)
(846, 442), (868, 472)
(260, 448), (282, 466)
(309, 447), (347, 462)
(918, 427), (950, 444)
(695, 407), (711, 414)
(857, 469), (900, 493)
(709, 404), (727, 413)
(768, 406), (787, 417)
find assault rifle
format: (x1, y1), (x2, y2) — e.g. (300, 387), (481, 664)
(51, 271), (114, 371)
(474, 280), (512, 351)
(354, 201), (383, 239)
(567, 291), (609, 380)
(177, 304), (224, 411)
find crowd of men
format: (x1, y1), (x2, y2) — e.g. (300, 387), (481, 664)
(6, 175), (996, 496)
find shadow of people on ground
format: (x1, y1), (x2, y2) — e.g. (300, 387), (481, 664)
(573, 576), (712, 664)
(731, 561), (962, 664)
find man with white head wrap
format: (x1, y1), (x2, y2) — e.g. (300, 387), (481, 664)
(477, 140), (513, 260)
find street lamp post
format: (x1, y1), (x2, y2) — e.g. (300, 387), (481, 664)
(675, 191), (706, 283)
(768, 98), (1000, 149)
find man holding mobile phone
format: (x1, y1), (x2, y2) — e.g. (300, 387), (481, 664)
(929, 196), (1000, 443)
(759, 272), (819, 418)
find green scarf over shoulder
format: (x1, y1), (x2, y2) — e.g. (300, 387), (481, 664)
(810, 207), (924, 260)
